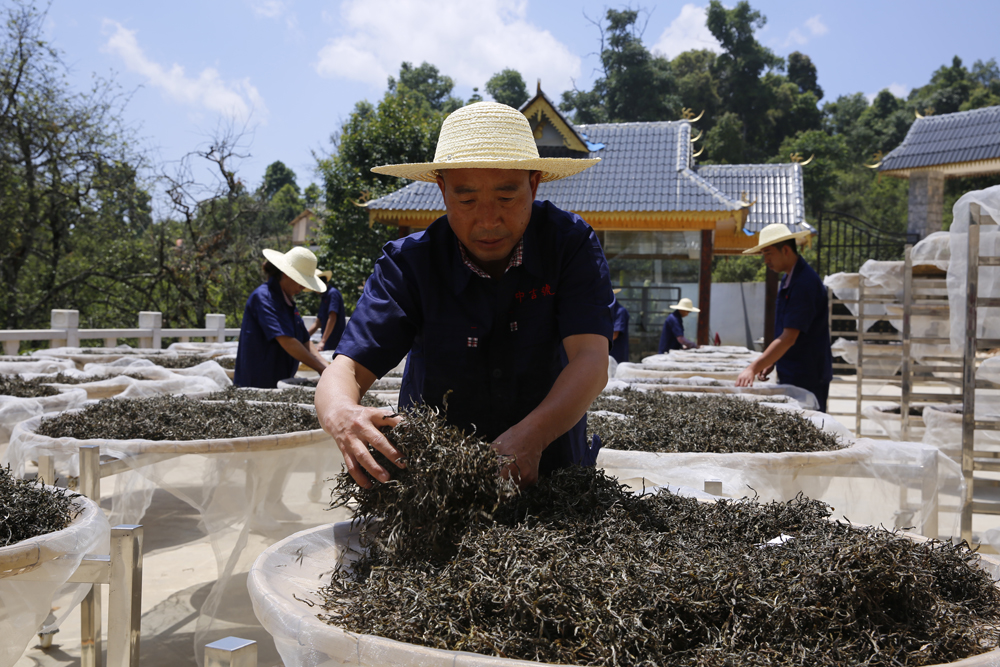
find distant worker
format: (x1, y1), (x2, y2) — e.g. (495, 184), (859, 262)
(309, 269), (347, 353)
(735, 224), (833, 412)
(658, 298), (699, 353)
(610, 289), (630, 363)
(234, 246), (329, 388)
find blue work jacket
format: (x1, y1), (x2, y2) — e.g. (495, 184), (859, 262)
(337, 201), (615, 473)
(775, 255), (834, 392)
(316, 287), (346, 352)
(234, 275), (309, 388)
(610, 299), (630, 363)
(659, 311), (686, 353)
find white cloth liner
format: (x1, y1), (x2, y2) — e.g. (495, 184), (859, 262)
(0, 492), (109, 667)
(948, 185), (1000, 351)
(248, 516), (997, 667)
(17, 359), (230, 400)
(861, 402), (935, 441)
(0, 389), (89, 456)
(0, 357), (76, 375)
(3, 406), (344, 666)
(600, 377), (819, 411)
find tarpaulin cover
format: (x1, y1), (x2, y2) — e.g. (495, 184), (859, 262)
(948, 185), (1000, 351)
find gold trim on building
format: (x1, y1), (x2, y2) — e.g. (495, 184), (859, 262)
(521, 97), (590, 153)
(881, 157), (1000, 179)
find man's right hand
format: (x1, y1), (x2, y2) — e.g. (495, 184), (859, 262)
(315, 356), (406, 489)
(321, 403), (403, 488)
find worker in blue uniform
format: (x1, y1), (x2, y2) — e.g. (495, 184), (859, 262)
(658, 298), (700, 353)
(315, 102), (614, 489)
(309, 269), (347, 352)
(735, 223), (833, 412)
(610, 290), (630, 363)
(234, 246), (329, 388)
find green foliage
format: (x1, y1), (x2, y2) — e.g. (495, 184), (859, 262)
(560, 9), (680, 123)
(260, 160), (299, 200)
(787, 52), (823, 100)
(773, 130), (849, 217)
(0, 1), (154, 329)
(485, 69), (529, 108)
(318, 63), (451, 310)
(711, 254), (764, 282)
(703, 112), (747, 164)
(387, 62), (463, 113)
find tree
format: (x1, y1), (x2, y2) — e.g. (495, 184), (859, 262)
(317, 63), (452, 309)
(485, 69), (529, 108)
(0, 1), (154, 329)
(560, 9), (680, 123)
(702, 112), (747, 164)
(672, 49), (722, 132)
(706, 0), (784, 154)
(387, 62), (463, 113)
(260, 160), (298, 201)
(787, 52), (823, 100)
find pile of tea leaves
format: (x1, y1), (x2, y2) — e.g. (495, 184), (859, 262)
(318, 408), (1000, 667)
(216, 357), (236, 369)
(143, 355), (213, 369)
(36, 395), (319, 441)
(0, 374), (59, 398)
(205, 385), (317, 405)
(589, 389), (843, 453)
(0, 465), (80, 547)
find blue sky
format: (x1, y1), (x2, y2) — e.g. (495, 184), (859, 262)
(41, 0), (1000, 201)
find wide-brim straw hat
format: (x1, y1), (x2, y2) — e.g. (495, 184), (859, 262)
(670, 298), (701, 313)
(262, 247), (326, 293)
(370, 102), (600, 183)
(743, 223), (813, 255)
(316, 269), (333, 281)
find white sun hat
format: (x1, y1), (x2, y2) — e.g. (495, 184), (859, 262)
(315, 269), (333, 281)
(670, 298), (701, 313)
(742, 223), (813, 255)
(262, 247), (327, 293)
(370, 102), (600, 183)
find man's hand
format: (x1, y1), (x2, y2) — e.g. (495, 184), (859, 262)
(321, 403), (403, 488)
(315, 356), (406, 488)
(756, 364), (774, 382)
(492, 423), (545, 488)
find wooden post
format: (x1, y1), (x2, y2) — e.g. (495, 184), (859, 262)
(764, 268), (779, 347)
(697, 230), (713, 346)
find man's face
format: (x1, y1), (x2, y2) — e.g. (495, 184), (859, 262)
(436, 168), (542, 271)
(760, 244), (795, 274)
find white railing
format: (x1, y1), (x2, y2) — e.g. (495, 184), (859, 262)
(0, 309), (244, 356)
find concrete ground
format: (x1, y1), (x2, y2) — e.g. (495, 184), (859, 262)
(13, 373), (996, 667)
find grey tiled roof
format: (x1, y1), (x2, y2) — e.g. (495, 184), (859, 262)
(696, 163), (810, 233)
(879, 105), (1000, 173)
(366, 120), (742, 214)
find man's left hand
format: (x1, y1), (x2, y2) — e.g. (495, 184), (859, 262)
(492, 424), (544, 488)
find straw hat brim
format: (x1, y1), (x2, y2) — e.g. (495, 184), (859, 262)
(371, 157), (600, 183)
(263, 249), (327, 292)
(670, 305), (701, 313)
(742, 229), (812, 255)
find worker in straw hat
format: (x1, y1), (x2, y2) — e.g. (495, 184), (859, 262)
(308, 269), (346, 353)
(234, 246), (330, 388)
(735, 223), (833, 412)
(610, 289), (630, 363)
(659, 297), (700, 353)
(315, 101), (615, 489)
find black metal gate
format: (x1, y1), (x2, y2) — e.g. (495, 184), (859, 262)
(815, 210), (919, 279)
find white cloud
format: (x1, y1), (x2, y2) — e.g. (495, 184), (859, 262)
(314, 0), (580, 94)
(866, 83), (910, 103)
(101, 20), (266, 124)
(651, 4), (721, 59)
(249, 0), (289, 19)
(784, 14), (828, 48)
(805, 15), (827, 36)
(785, 28), (807, 47)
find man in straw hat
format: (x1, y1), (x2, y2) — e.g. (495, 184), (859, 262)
(735, 223), (833, 412)
(315, 101), (615, 489)
(234, 246), (330, 388)
(659, 297), (700, 353)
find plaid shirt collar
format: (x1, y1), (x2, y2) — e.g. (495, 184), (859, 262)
(458, 237), (524, 279)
